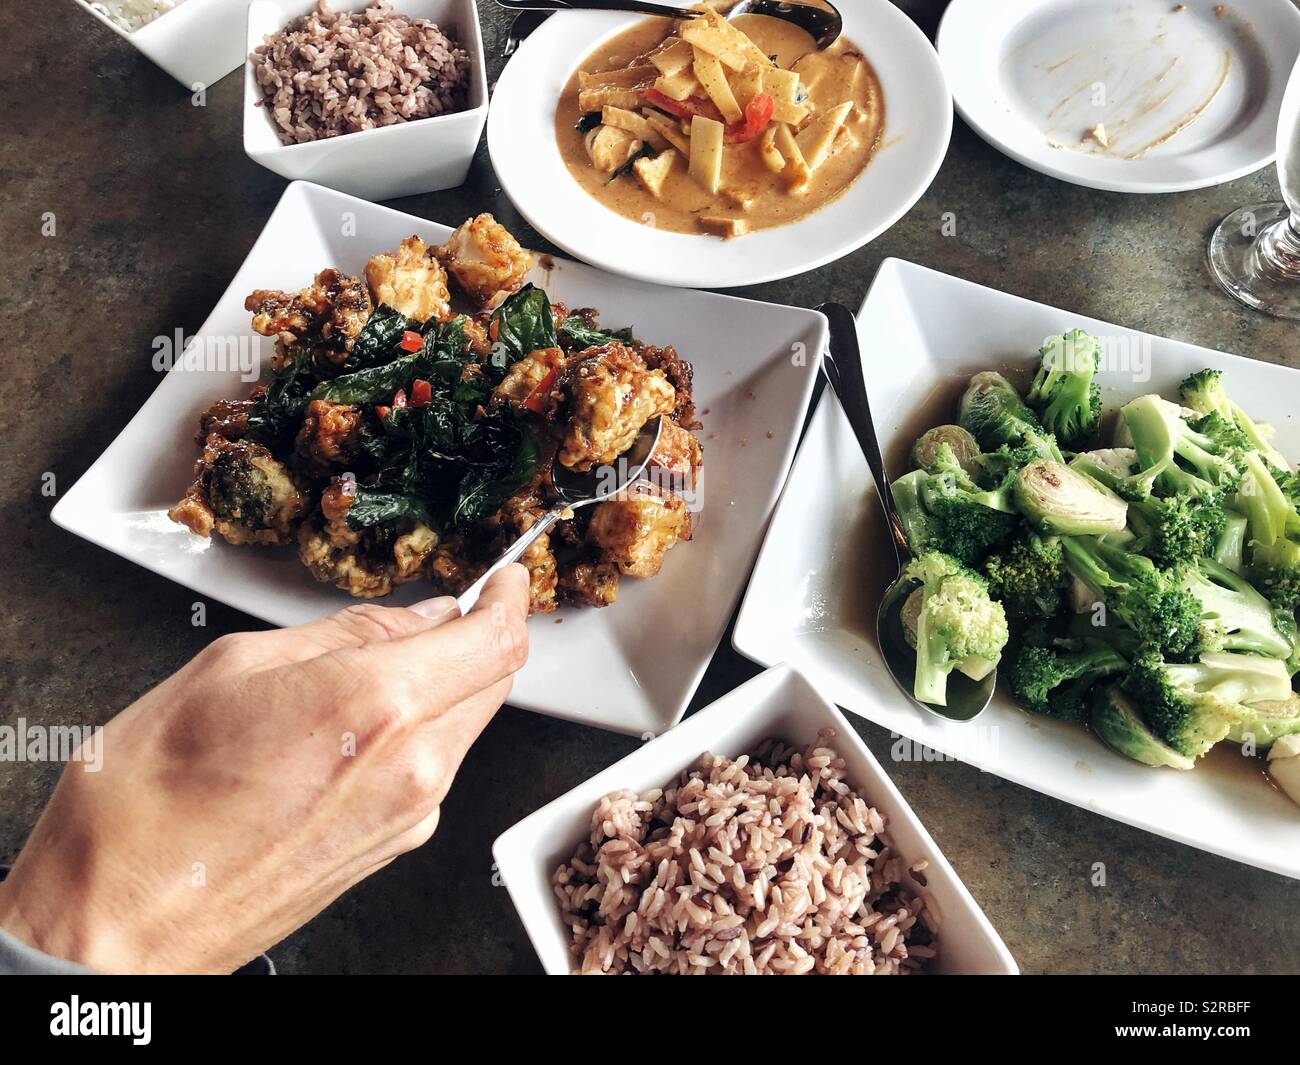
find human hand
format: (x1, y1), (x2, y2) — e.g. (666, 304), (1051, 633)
(0, 565), (530, 974)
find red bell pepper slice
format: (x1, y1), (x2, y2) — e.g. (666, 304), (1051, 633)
(409, 378), (433, 408)
(725, 93), (774, 144)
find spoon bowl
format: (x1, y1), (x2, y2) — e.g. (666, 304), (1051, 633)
(457, 417), (664, 612)
(817, 302), (995, 723)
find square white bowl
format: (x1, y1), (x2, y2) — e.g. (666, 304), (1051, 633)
(733, 258), (1300, 880)
(492, 663), (1018, 975)
(73, 0), (248, 89)
(243, 0), (489, 200)
(50, 180), (826, 737)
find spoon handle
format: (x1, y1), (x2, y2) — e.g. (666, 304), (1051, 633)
(817, 303), (910, 567)
(495, 0), (698, 18)
(457, 506), (565, 614)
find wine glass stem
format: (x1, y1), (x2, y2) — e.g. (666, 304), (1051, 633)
(1257, 211), (1300, 280)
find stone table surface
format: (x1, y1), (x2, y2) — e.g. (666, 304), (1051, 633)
(2, 0), (1297, 975)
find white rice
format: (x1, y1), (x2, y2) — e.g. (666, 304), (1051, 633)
(88, 0), (189, 33)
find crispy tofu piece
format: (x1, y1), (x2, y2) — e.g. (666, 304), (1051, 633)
(796, 100), (854, 171)
(722, 185), (758, 211)
(693, 47), (743, 123)
(688, 114), (725, 194)
(634, 148), (679, 199)
(588, 489), (692, 578)
(643, 109), (691, 155)
(365, 236), (451, 324)
(698, 215), (748, 239)
(648, 37), (694, 77)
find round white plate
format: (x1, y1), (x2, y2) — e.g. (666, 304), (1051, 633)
(487, 4), (952, 289)
(938, 0), (1300, 194)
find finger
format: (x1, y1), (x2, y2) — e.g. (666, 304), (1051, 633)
(343, 566), (530, 719)
(227, 595), (465, 667)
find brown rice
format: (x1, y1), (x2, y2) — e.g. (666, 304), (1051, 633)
(251, 1), (471, 146)
(553, 731), (938, 975)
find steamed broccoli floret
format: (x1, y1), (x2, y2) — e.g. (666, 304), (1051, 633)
(1180, 368), (1291, 471)
(1121, 394), (1244, 499)
(901, 552), (1009, 707)
(889, 447), (1019, 565)
(1069, 448), (1228, 567)
(1231, 451), (1300, 608)
(982, 530), (1069, 618)
(958, 372), (1064, 461)
(1060, 535), (1204, 660)
(1005, 633), (1128, 723)
(1123, 651), (1293, 759)
(1025, 329), (1102, 450)
(1181, 557), (1296, 659)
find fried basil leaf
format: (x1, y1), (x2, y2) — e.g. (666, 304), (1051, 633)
(575, 111), (602, 133)
(247, 350), (315, 444)
(558, 314), (634, 350)
(345, 488), (435, 531)
(453, 423), (541, 526)
(489, 284), (557, 373)
(344, 304), (414, 372)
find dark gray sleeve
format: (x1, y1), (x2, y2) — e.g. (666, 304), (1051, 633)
(0, 927), (98, 975)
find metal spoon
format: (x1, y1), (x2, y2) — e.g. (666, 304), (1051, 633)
(503, 9), (552, 56)
(456, 417), (664, 613)
(817, 303), (994, 723)
(495, 0), (842, 49)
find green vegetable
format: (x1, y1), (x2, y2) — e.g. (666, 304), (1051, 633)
(1182, 557), (1296, 659)
(911, 425), (981, 477)
(1090, 686), (1196, 770)
(345, 489), (435, 531)
(1212, 510), (1250, 574)
(1060, 535), (1204, 661)
(958, 371), (1062, 460)
(606, 143), (657, 184)
(1025, 329), (1102, 450)
(490, 284), (558, 371)
(575, 111), (602, 134)
(982, 530), (1069, 618)
(1005, 632), (1128, 723)
(1013, 459), (1128, 536)
(247, 349), (315, 444)
(452, 422), (541, 526)
(1225, 695), (1300, 747)
(343, 304), (415, 372)
(1120, 394), (1243, 499)
(559, 313), (634, 350)
(1122, 651), (1293, 759)
(900, 552), (1009, 707)
(1180, 368), (1291, 471)
(889, 445), (1019, 565)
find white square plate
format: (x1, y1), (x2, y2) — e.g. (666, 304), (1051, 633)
(733, 259), (1300, 880)
(493, 664), (1017, 975)
(51, 181), (825, 737)
(74, 0), (248, 89)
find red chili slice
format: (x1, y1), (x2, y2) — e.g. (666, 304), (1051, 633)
(409, 378), (433, 408)
(522, 368), (558, 414)
(375, 405), (391, 421)
(399, 330), (423, 353)
(725, 93), (774, 144)
(642, 88), (723, 123)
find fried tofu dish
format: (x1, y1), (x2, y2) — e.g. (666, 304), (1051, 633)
(169, 214), (702, 614)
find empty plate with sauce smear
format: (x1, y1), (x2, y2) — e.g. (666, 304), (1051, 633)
(939, 0), (1300, 193)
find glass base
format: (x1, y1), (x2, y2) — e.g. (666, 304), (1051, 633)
(1208, 202), (1300, 320)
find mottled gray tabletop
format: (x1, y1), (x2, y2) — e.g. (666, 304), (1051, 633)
(1, 1), (1296, 974)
